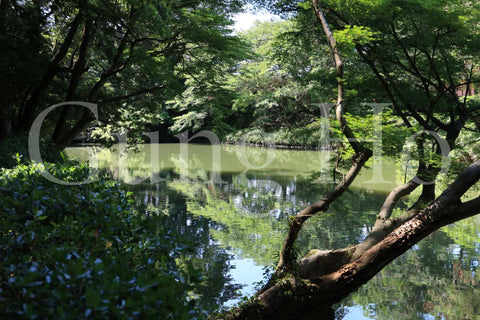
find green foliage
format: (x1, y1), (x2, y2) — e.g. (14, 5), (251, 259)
(167, 77), (242, 139)
(227, 20), (333, 132)
(0, 135), (30, 168)
(0, 135), (62, 169)
(90, 105), (168, 145)
(321, 0), (480, 129)
(334, 25), (379, 48)
(449, 125), (480, 169)
(0, 0), (249, 146)
(0, 161), (198, 319)
(443, 218), (480, 251)
(329, 108), (416, 160)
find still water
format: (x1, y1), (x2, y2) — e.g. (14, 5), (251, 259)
(66, 143), (480, 319)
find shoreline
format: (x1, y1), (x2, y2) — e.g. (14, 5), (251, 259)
(69, 140), (334, 151)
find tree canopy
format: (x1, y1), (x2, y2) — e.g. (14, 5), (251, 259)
(0, 0), (249, 146)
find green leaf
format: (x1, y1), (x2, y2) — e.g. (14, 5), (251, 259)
(85, 287), (101, 308)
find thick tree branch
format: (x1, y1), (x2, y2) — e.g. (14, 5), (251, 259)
(232, 193), (480, 320)
(317, 162), (480, 293)
(247, 161), (480, 320)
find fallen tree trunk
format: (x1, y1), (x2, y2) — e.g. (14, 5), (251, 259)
(218, 159), (480, 320)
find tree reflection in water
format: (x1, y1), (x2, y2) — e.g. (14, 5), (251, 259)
(67, 144), (479, 318)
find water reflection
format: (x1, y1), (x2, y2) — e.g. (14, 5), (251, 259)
(345, 229), (480, 320)
(66, 144), (479, 319)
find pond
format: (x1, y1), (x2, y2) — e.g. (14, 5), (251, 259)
(66, 143), (480, 320)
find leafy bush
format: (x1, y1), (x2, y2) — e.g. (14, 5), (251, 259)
(0, 161), (196, 319)
(0, 135), (64, 169)
(0, 135), (30, 168)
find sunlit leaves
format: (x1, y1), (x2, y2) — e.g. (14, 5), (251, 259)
(333, 25), (379, 47)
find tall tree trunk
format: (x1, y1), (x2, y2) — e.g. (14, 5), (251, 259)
(51, 18), (93, 144)
(19, 13), (83, 132)
(53, 10), (133, 148)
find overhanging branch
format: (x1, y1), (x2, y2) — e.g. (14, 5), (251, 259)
(98, 85), (166, 103)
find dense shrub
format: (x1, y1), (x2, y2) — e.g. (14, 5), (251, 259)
(0, 135), (30, 168)
(0, 135), (62, 169)
(0, 161), (196, 319)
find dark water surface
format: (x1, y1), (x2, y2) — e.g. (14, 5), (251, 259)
(67, 144), (480, 319)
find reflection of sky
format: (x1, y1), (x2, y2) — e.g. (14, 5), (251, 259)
(223, 257), (265, 307)
(342, 305), (442, 320)
(343, 306), (374, 320)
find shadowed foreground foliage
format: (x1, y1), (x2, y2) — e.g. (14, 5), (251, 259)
(0, 161), (202, 319)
